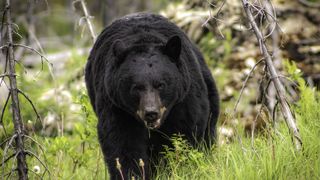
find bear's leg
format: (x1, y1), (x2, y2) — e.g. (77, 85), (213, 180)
(98, 115), (150, 180)
(192, 48), (220, 144)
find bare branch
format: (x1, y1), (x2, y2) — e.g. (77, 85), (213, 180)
(0, 73), (16, 78)
(28, 168), (43, 179)
(202, 0), (226, 38)
(73, 0), (96, 42)
(0, 153), (16, 167)
(0, 92), (10, 136)
(2, 168), (17, 179)
(0, 135), (13, 147)
(17, 89), (42, 123)
(1, 133), (16, 179)
(233, 58), (264, 113)
(23, 134), (45, 153)
(297, 0), (320, 8)
(240, 0), (302, 150)
(0, 44), (7, 50)
(3, 0), (28, 178)
(25, 150), (51, 176)
(13, 43), (51, 66)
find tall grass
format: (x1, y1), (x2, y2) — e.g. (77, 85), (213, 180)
(1, 55), (319, 179)
(154, 61), (320, 180)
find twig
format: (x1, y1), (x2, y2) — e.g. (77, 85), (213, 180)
(0, 153), (16, 167)
(1, 133), (16, 179)
(27, 168), (43, 179)
(264, 0), (281, 115)
(25, 150), (51, 176)
(0, 135), (13, 147)
(73, 0), (96, 42)
(0, 44), (7, 50)
(22, 134), (45, 153)
(297, 0), (320, 8)
(13, 43), (51, 65)
(18, 89), (42, 123)
(0, 91), (10, 136)
(233, 58), (264, 113)
(202, 0), (226, 38)
(240, 0), (302, 150)
(0, 73), (16, 78)
(2, 168), (17, 179)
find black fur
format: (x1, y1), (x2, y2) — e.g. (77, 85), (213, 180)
(85, 13), (219, 180)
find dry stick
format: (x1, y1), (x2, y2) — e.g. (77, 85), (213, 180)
(74, 0), (96, 42)
(0, 45), (7, 50)
(233, 58), (264, 113)
(0, 92), (11, 136)
(25, 150), (51, 175)
(240, 0), (302, 150)
(298, 0), (320, 8)
(17, 89), (41, 123)
(0, 153), (16, 166)
(1, 133), (17, 179)
(264, 0), (280, 116)
(4, 0), (28, 179)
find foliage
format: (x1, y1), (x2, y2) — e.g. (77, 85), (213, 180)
(155, 70), (320, 179)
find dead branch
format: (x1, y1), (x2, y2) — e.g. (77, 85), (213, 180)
(23, 134), (45, 153)
(22, 47), (90, 67)
(73, 0), (96, 42)
(0, 91), (10, 136)
(240, 0), (302, 150)
(27, 168), (43, 179)
(17, 89), (41, 123)
(0, 73), (16, 78)
(202, 0), (226, 38)
(25, 150), (51, 176)
(0, 135), (14, 147)
(1, 133), (17, 179)
(0, 153), (16, 167)
(297, 0), (320, 8)
(4, 0), (28, 178)
(0, 44), (7, 50)
(234, 58), (264, 113)
(13, 43), (51, 65)
(263, 0), (281, 116)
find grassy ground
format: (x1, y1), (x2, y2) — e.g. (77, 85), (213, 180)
(154, 81), (320, 180)
(1, 52), (319, 179)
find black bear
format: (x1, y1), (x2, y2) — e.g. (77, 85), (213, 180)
(85, 13), (219, 180)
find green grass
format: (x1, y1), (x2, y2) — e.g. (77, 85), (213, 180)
(1, 53), (319, 179)
(153, 61), (320, 180)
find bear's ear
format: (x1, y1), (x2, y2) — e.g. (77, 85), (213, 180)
(164, 35), (181, 60)
(112, 40), (126, 59)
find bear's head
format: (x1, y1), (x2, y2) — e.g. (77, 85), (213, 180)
(106, 36), (189, 129)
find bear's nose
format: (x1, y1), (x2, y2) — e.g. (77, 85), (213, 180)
(144, 111), (159, 122)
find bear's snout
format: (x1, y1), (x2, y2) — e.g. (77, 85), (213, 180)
(145, 110), (159, 122)
(138, 107), (162, 129)
(137, 89), (163, 127)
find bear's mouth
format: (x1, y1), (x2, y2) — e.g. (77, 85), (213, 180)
(144, 118), (161, 129)
(137, 106), (166, 130)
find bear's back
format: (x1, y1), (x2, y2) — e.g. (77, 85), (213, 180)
(93, 13), (191, 49)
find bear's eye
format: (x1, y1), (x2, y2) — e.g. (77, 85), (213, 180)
(155, 82), (165, 90)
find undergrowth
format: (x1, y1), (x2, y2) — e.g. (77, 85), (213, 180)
(1, 54), (319, 179)
(154, 61), (320, 180)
